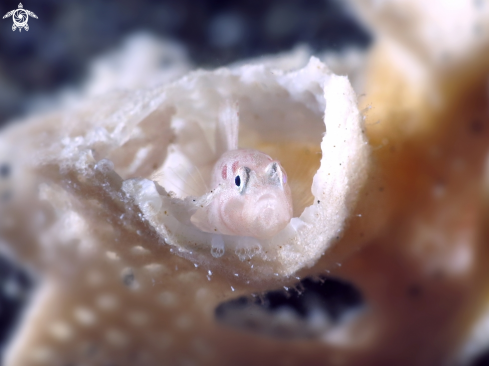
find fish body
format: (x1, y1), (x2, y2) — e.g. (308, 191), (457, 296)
(190, 101), (293, 239)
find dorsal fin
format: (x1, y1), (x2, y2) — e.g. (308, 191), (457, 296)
(216, 99), (239, 156)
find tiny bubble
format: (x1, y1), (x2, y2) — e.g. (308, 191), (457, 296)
(194, 263), (198, 268)
(231, 286), (235, 292)
(208, 270), (212, 276)
(234, 273), (239, 277)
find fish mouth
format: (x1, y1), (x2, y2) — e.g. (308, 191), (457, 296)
(256, 194), (275, 205)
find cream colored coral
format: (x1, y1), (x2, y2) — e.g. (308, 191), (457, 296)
(0, 50), (370, 365)
(2, 0), (489, 364)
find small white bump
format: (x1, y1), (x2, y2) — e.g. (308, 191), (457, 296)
(131, 245), (151, 255)
(106, 251), (120, 261)
(144, 263), (168, 274)
(158, 291), (177, 307)
(74, 307), (97, 326)
(96, 294), (119, 311)
(49, 321), (73, 341)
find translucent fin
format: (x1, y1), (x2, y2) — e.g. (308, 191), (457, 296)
(216, 99), (239, 156)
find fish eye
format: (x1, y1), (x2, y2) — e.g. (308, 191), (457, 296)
(235, 167), (250, 194)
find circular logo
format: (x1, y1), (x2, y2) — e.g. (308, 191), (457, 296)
(12, 9), (28, 28)
(3, 4), (38, 32)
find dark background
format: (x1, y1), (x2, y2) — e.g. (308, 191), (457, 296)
(0, 0), (370, 124)
(0, 0), (372, 359)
